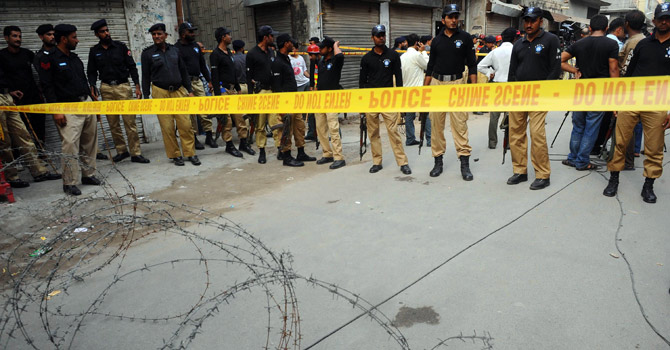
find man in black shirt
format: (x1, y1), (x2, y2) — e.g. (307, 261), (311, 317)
(175, 22), (213, 149)
(314, 37), (345, 169)
(1, 26), (46, 148)
(141, 23), (200, 167)
(506, 7), (561, 190)
(270, 34), (315, 167)
(360, 24), (411, 175)
(210, 27), (253, 157)
(604, 3), (670, 203)
(1, 43), (61, 189)
(561, 15), (619, 171)
(37, 24), (103, 196)
(87, 19), (149, 164)
(424, 4), (476, 180)
(246, 25), (277, 164)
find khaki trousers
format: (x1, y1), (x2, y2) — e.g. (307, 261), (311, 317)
(367, 112), (408, 166)
(100, 82), (142, 156)
(508, 111), (551, 179)
(269, 113), (306, 152)
(255, 89), (273, 148)
(429, 79), (471, 157)
(315, 112), (343, 160)
(0, 93), (47, 180)
(221, 90), (249, 141)
(190, 78), (213, 133)
(152, 85), (195, 158)
(54, 101), (97, 186)
(608, 110), (666, 178)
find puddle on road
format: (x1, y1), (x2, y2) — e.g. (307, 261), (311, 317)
(391, 306), (440, 328)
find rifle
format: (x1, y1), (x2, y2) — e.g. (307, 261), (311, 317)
(600, 113), (617, 161)
(359, 113), (367, 161)
(550, 111), (570, 148)
(418, 113), (426, 155)
(213, 115), (227, 143)
(500, 112), (509, 164)
(90, 90), (115, 163)
(315, 118), (320, 150)
(269, 114), (292, 151)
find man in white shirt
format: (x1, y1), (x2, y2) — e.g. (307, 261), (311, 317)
(477, 27), (519, 149)
(290, 44), (310, 91)
(400, 33), (429, 146)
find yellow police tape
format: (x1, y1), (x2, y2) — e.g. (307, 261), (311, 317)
(1, 77), (668, 116)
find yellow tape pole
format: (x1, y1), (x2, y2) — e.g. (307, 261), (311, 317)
(2, 77), (668, 115)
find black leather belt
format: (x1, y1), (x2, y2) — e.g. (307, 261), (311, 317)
(102, 80), (126, 86)
(1, 88), (9, 94)
(155, 84), (180, 92)
(431, 73), (463, 82)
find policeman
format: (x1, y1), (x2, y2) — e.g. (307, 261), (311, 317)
(603, 3), (670, 203)
(141, 23), (200, 167)
(210, 27), (254, 157)
(314, 36), (345, 170)
(360, 24), (411, 175)
(1, 63), (61, 188)
(424, 4), (476, 180)
(87, 19), (149, 164)
(34, 24), (55, 66)
(507, 7), (560, 190)
(174, 22), (214, 150)
(246, 25), (278, 164)
(0, 25), (45, 149)
(37, 24), (103, 196)
(270, 34), (315, 166)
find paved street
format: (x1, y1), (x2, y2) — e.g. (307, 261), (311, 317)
(1, 111), (669, 349)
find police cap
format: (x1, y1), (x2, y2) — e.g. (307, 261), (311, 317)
(443, 4), (461, 16)
(148, 23), (166, 33)
(36, 24), (54, 35)
(318, 36), (335, 49)
(258, 25), (278, 38)
(394, 36), (406, 45)
(522, 6), (543, 19)
(276, 33), (292, 49)
(179, 22), (197, 33)
(214, 27), (232, 43)
(484, 35), (496, 43)
(655, 3), (670, 19)
(90, 19), (107, 31)
(371, 24), (386, 36)
(54, 24), (77, 36)
(232, 39), (245, 51)
(309, 36), (320, 43)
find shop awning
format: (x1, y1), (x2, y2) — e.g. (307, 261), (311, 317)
(489, 0), (524, 17)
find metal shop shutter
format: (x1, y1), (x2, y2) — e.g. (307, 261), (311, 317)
(254, 2), (292, 37)
(389, 5), (433, 43)
(0, 0), (144, 153)
(321, 0), (380, 90)
(486, 13), (512, 37)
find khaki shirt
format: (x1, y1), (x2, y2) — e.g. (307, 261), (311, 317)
(619, 33), (645, 76)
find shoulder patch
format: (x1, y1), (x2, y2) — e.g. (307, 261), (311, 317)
(40, 61), (50, 70)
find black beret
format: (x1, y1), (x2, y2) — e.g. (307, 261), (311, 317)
(232, 39), (245, 50)
(148, 23), (166, 33)
(54, 24), (77, 35)
(90, 19), (107, 31)
(276, 33), (292, 49)
(36, 24), (54, 35)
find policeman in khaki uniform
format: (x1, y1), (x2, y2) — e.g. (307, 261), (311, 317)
(360, 24), (411, 175)
(604, 3), (670, 203)
(314, 36), (346, 170)
(210, 27), (255, 157)
(246, 25), (278, 164)
(141, 23), (200, 167)
(87, 19), (149, 164)
(37, 24), (103, 196)
(507, 7), (560, 190)
(174, 22), (214, 150)
(270, 34), (316, 167)
(424, 4), (476, 181)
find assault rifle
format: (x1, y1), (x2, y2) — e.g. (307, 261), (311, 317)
(418, 113), (427, 155)
(359, 113), (367, 161)
(500, 112), (509, 164)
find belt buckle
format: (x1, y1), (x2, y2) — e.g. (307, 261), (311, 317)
(168, 86), (176, 92)
(110, 80), (118, 85)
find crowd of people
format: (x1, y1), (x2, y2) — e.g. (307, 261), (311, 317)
(0, 3), (668, 203)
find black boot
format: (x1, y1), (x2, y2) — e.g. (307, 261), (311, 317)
(641, 177), (657, 203)
(239, 138), (255, 155)
(603, 171), (619, 197)
(429, 155), (443, 177)
(258, 148), (266, 164)
(296, 147), (316, 161)
(282, 151), (304, 167)
(459, 155), (473, 181)
(225, 141), (243, 157)
(276, 147), (284, 160)
(194, 134), (205, 150)
(205, 131), (219, 148)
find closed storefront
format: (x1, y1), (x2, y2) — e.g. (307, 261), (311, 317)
(321, 0), (380, 89)
(389, 4), (433, 41)
(254, 2), (292, 36)
(0, 0), (145, 153)
(486, 13), (512, 36)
